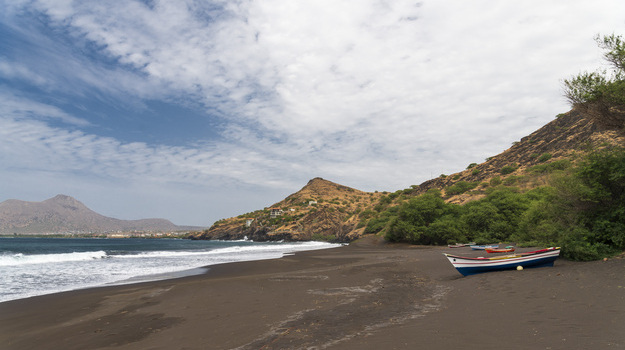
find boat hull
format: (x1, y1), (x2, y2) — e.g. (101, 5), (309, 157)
(444, 248), (560, 276)
(448, 242), (476, 248)
(470, 244), (499, 250)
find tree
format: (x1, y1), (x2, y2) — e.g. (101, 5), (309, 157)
(573, 147), (625, 249)
(385, 190), (452, 243)
(563, 34), (625, 107)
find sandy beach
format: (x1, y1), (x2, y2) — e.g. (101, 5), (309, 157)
(1, 236), (624, 350)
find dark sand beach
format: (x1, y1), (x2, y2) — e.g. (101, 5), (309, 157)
(1, 236), (624, 350)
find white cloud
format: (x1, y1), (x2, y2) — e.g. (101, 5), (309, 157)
(2, 0), (625, 224)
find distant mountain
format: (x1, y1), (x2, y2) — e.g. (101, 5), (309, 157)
(0, 194), (201, 234)
(190, 105), (624, 242)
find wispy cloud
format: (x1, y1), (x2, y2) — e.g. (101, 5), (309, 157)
(0, 89), (90, 126)
(1, 0), (625, 225)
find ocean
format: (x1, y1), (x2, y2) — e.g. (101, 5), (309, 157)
(0, 237), (342, 303)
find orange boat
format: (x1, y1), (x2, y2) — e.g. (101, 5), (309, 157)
(485, 247), (515, 253)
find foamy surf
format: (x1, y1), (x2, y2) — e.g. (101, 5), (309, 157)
(0, 237), (342, 303)
(0, 250), (108, 266)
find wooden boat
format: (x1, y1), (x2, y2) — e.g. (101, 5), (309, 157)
(485, 246), (515, 253)
(444, 247), (561, 276)
(470, 244), (499, 250)
(447, 242), (476, 248)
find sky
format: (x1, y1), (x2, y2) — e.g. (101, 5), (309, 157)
(1, 0), (625, 227)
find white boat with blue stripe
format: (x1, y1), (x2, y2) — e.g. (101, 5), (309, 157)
(444, 247), (561, 276)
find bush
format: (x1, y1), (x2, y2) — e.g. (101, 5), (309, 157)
(538, 153), (553, 162)
(559, 228), (617, 261)
(422, 216), (467, 245)
(500, 164), (519, 175)
(502, 176), (518, 186)
(360, 209), (376, 219)
(384, 191), (452, 243)
(572, 147), (625, 249)
(490, 176), (502, 186)
(446, 181), (478, 195)
(529, 159), (572, 174)
(365, 216), (391, 234)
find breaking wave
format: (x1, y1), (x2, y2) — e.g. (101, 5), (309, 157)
(0, 250), (108, 266)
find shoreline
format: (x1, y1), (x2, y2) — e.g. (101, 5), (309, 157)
(1, 236), (624, 349)
(0, 238), (342, 304)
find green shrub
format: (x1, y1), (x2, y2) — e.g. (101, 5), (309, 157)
(490, 176), (502, 186)
(360, 209), (375, 219)
(538, 153), (553, 162)
(366, 216), (392, 234)
(500, 164), (519, 175)
(529, 159), (572, 174)
(502, 176), (518, 186)
(446, 181), (478, 196)
(559, 228), (616, 261)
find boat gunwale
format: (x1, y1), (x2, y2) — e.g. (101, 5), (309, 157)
(444, 247), (560, 262)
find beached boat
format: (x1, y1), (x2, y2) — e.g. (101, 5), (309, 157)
(447, 242), (476, 248)
(444, 247), (561, 276)
(485, 247), (515, 253)
(470, 244), (499, 250)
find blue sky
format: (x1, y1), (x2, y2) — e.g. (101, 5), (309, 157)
(1, 0), (625, 226)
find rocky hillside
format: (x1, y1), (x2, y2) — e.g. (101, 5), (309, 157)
(0, 194), (198, 234)
(191, 106), (624, 242)
(190, 178), (382, 242)
(413, 105), (625, 204)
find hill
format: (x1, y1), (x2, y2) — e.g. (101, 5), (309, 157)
(191, 105), (624, 243)
(414, 105), (625, 202)
(190, 178), (382, 242)
(0, 194), (200, 234)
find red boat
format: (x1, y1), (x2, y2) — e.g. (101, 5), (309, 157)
(485, 247), (515, 253)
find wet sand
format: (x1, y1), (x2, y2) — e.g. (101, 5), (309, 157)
(1, 236), (624, 349)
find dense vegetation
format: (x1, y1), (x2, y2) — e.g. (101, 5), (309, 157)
(372, 147), (625, 260)
(374, 35), (625, 261)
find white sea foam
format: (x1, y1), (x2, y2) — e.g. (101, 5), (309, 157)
(0, 250), (108, 266)
(0, 240), (342, 303)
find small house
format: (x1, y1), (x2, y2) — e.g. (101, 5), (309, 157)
(269, 208), (283, 218)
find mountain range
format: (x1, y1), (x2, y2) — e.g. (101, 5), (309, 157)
(0, 194), (201, 234)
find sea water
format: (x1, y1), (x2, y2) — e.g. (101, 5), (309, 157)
(0, 237), (342, 303)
